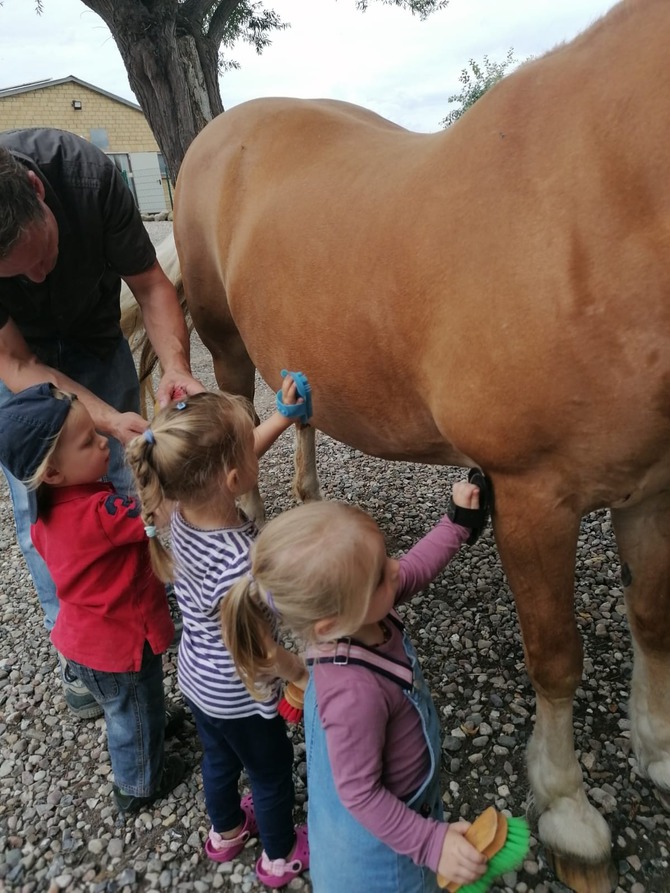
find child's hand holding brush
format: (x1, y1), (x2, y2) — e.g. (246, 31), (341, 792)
(437, 806), (530, 893)
(437, 824), (488, 889)
(278, 672), (308, 724)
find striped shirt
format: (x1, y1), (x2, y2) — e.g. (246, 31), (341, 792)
(171, 510), (280, 719)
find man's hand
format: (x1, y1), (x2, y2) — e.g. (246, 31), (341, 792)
(110, 411), (150, 445)
(124, 261), (206, 409)
(155, 370), (205, 408)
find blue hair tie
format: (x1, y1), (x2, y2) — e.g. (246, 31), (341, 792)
(176, 401), (186, 410)
(143, 429), (155, 445)
(144, 525), (157, 538)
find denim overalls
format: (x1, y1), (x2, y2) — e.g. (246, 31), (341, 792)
(305, 613), (444, 893)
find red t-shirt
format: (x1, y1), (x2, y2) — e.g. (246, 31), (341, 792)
(32, 482), (173, 672)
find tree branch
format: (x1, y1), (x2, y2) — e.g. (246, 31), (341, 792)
(180, 0), (220, 23)
(207, 0), (245, 47)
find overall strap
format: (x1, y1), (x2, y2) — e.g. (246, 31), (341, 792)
(306, 618), (413, 691)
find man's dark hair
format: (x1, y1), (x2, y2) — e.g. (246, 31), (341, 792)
(0, 148), (44, 260)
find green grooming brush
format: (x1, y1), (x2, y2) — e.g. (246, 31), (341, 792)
(437, 806), (530, 893)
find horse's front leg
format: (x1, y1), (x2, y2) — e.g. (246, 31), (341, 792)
(292, 424), (321, 503)
(611, 493), (670, 807)
(493, 477), (615, 893)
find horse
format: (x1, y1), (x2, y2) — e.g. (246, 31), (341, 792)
(134, 1), (669, 889)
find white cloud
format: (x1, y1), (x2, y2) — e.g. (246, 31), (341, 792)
(0, 0), (617, 132)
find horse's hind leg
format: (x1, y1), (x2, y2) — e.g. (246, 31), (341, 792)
(493, 475), (615, 893)
(611, 493), (670, 807)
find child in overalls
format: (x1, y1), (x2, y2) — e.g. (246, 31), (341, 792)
(221, 478), (491, 892)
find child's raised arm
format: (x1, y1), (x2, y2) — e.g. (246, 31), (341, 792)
(396, 472), (491, 602)
(253, 373), (307, 458)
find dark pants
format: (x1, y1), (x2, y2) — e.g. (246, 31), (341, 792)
(186, 698), (296, 859)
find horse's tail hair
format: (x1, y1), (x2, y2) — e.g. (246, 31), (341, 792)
(120, 230), (192, 416)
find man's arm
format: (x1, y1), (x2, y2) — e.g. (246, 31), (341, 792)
(122, 261), (204, 406)
(0, 317), (148, 443)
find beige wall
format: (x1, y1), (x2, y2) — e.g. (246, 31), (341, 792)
(0, 83), (160, 153)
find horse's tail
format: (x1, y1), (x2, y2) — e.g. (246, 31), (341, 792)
(120, 230), (192, 415)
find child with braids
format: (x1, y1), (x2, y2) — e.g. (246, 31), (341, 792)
(125, 377), (310, 888)
(221, 487), (492, 893)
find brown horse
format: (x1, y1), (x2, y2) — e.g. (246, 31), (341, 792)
(169, 1), (670, 889)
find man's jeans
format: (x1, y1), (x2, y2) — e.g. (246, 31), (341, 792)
(68, 642), (165, 796)
(0, 336), (140, 630)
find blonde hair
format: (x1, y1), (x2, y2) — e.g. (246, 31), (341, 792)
(221, 501), (384, 698)
(125, 391), (255, 581)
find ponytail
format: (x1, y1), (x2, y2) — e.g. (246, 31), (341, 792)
(221, 576), (277, 700)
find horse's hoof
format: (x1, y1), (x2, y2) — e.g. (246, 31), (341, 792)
(655, 786), (670, 810)
(545, 849), (618, 893)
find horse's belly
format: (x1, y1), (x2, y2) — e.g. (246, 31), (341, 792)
(248, 350), (471, 466)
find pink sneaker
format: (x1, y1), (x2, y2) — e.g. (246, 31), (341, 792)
(204, 793), (258, 863)
(255, 824), (309, 888)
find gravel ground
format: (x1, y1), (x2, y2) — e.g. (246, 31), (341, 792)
(0, 223), (668, 893)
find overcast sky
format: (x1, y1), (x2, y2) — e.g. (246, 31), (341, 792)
(1, 0), (617, 132)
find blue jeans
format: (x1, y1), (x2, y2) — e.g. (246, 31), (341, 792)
(68, 642), (166, 796)
(0, 336), (140, 630)
(186, 698), (296, 860)
(305, 628), (443, 893)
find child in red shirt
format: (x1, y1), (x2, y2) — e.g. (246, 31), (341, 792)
(0, 382), (185, 814)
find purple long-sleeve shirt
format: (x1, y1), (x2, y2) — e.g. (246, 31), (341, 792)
(312, 514), (469, 872)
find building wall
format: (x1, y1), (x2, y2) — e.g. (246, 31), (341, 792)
(0, 82), (159, 153)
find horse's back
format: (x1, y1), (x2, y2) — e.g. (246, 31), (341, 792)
(175, 1), (670, 502)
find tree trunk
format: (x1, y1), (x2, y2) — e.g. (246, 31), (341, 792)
(81, 0), (225, 179)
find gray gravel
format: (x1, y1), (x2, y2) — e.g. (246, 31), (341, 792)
(0, 223), (668, 893)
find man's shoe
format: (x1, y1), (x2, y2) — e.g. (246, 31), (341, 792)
(165, 702), (187, 738)
(57, 653), (103, 720)
(113, 753), (186, 814)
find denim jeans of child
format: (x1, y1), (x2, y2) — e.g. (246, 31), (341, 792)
(186, 699), (296, 860)
(0, 336), (140, 630)
(67, 642), (166, 796)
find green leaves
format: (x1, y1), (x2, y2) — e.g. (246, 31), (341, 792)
(441, 48), (518, 127)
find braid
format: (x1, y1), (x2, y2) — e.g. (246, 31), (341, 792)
(125, 434), (174, 582)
